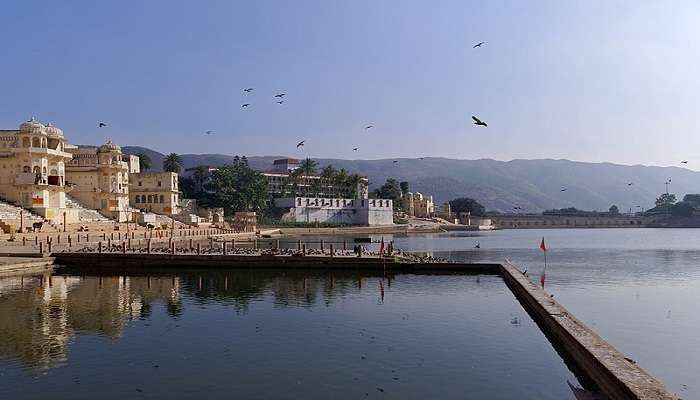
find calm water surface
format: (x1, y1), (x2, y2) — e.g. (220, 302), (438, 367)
(389, 228), (697, 398)
(0, 269), (583, 399)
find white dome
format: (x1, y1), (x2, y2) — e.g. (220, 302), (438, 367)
(45, 123), (64, 138)
(98, 140), (121, 153)
(19, 117), (45, 134)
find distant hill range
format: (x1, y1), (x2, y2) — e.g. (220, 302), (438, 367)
(122, 146), (700, 213)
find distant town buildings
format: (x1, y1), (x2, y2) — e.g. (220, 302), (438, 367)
(402, 192), (434, 218)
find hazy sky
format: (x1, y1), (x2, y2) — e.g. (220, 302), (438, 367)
(1, 1), (699, 166)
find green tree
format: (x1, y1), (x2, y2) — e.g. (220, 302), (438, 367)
(671, 201), (695, 217)
(608, 205), (619, 215)
(683, 194), (700, 205)
(345, 174), (364, 199)
(449, 197), (486, 216)
(375, 178), (402, 210)
(320, 165), (337, 197)
(192, 165), (210, 194)
(655, 193), (677, 208)
(179, 176), (195, 198)
(163, 153), (183, 173)
(203, 162), (268, 215)
(299, 158), (317, 195)
(136, 152), (152, 171)
(399, 181), (409, 195)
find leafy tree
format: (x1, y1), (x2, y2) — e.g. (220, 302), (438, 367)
(191, 165), (210, 194)
(345, 174), (364, 199)
(202, 162), (268, 215)
(163, 153), (183, 173)
(299, 158), (317, 192)
(136, 152), (152, 171)
(179, 176), (195, 198)
(449, 197), (486, 216)
(608, 205), (619, 215)
(671, 201), (695, 217)
(319, 165), (337, 196)
(683, 194), (700, 205)
(655, 193), (677, 207)
(399, 181), (409, 195)
(375, 178), (402, 209)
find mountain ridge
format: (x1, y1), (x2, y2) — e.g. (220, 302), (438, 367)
(120, 146), (700, 213)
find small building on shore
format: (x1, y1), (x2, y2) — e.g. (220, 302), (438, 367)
(274, 197), (393, 226)
(130, 172), (181, 215)
(489, 213), (646, 229)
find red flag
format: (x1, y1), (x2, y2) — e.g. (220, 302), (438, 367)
(379, 237), (385, 256)
(540, 237), (547, 252)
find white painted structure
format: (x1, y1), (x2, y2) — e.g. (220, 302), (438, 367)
(274, 196), (394, 226)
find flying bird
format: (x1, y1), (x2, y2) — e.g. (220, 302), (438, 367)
(471, 116), (487, 127)
(473, 42), (485, 48)
(681, 161), (688, 164)
(513, 206), (522, 210)
(296, 141), (305, 148)
(274, 93), (286, 98)
(627, 182), (633, 186)
(419, 157), (425, 160)
(205, 130), (214, 135)
(243, 88), (253, 93)
(98, 122), (107, 128)
(392, 160), (398, 164)
(276, 101), (284, 104)
(242, 103), (250, 108)
(560, 187), (567, 192)
(353, 147), (358, 151)
(365, 125), (373, 130)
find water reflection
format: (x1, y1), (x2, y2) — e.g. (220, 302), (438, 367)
(0, 269), (586, 400)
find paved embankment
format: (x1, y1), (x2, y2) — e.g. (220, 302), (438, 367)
(0, 255), (54, 275)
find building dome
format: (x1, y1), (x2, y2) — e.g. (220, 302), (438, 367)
(45, 123), (64, 138)
(19, 117), (45, 134)
(98, 140), (121, 153)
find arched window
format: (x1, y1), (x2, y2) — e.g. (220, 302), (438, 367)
(160, 195), (164, 203)
(42, 167), (47, 175)
(41, 138), (47, 148)
(23, 166), (30, 173)
(135, 196), (140, 204)
(22, 137), (30, 148)
(141, 195), (146, 203)
(147, 195), (152, 203)
(32, 137), (40, 148)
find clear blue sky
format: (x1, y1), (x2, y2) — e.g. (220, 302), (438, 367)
(1, 1), (698, 166)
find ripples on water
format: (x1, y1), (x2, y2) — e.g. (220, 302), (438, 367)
(0, 270), (586, 400)
(390, 228), (698, 398)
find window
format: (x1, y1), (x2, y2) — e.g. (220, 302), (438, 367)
(138, 181), (142, 186)
(141, 195), (146, 203)
(135, 196), (140, 204)
(157, 181), (161, 187)
(160, 195), (164, 203)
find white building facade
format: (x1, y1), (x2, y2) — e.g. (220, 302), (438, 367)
(274, 196), (393, 226)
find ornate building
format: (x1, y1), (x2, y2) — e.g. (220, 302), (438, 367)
(65, 141), (138, 222)
(0, 118), (72, 221)
(130, 172), (181, 215)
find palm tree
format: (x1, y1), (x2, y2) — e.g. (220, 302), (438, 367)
(335, 168), (349, 197)
(163, 153), (183, 174)
(299, 158), (317, 196)
(289, 168), (303, 197)
(320, 165), (337, 197)
(136, 153), (152, 171)
(192, 165), (209, 193)
(345, 174), (364, 199)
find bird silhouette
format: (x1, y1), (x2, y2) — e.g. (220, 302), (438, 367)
(513, 206), (522, 210)
(365, 125), (373, 130)
(242, 103), (250, 108)
(681, 161), (688, 164)
(392, 160), (398, 164)
(205, 130), (214, 135)
(98, 122), (107, 128)
(419, 157), (425, 160)
(296, 141), (305, 148)
(472, 116), (487, 127)
(473, 42), (485, 48)
(243, 88), (253, 93)
(561, 187), (567, 192)
(627, 182), (633, 186)
(353, 147), (358, 151)
(276, 101), (284, 104)
(274, 93), (286, 98)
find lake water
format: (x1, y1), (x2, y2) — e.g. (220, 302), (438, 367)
(0, 270), (583, 399)
(1, 228), (693, 399)
(390, 228), (697, 398)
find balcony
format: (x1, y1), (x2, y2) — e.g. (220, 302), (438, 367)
(15, 173), (63, 186)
